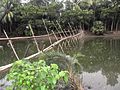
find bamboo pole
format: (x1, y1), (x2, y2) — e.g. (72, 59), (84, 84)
(23, 44), (31, 57)
(67, 28), (76, 47)
(52, 21), (63, 39)
(42, 19), (53, 45)
(52, 21), (70, 50)
(56, 20), (66, 38)
(3, 30), (20, 60)
(68, 23), (78, 43)
(0, 30), (78, 41)
(29, 24), (40, 52)
(56, 21), (72, 48)
(51, 30), (64, 53)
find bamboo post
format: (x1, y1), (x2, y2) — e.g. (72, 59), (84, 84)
(56, 20), (66, 37)
(52, 21), (63, 39)
(52, 21), (67, 49)
(62, 29), (73, 47)
(74, 27), (79, 34)
(74, 27), (79, 38)
(29, 24), (40, 52)
(68, 23), (75, 35)
(68, 24), (79, 47)
(42, 19), (53, 45)
(68, 23), (78, 42)
(3, 30), (20, 60)
(72, 27), (78, 42)
(51, 30), (64, 53)
(23, 44), (31, 57)
(67, 28), (76, 46)
(61, 39), (67, 49)
(56, 21), (72, 47)
(41, 44), (46, 52)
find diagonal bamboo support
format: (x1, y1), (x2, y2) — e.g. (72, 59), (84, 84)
(3, 30), (20, 60)
(29, 24), (40, 52)
(56, 21), (72, 48)
(42, 19), (53, 45)
(51, 30), (64, 53)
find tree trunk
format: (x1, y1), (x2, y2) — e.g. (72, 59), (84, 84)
(0, 24), (1, 36)
(80, 22), (82, 30)
(116, 20), (119, 31)
(105, 21), (107, 31)
(111, 19), (114, 31)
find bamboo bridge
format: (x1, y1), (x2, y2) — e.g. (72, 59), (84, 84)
(0, 21), (85, 73)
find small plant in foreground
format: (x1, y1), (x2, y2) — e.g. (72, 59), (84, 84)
(6, 60), (68, 90)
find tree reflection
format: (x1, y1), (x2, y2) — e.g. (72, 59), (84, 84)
(72, 38), (120, 87)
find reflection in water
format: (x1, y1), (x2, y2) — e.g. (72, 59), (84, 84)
(78, 37), (120, 90)
(82, 71), (120, 90)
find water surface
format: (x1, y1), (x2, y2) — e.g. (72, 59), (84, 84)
(0, 37), (120, 90)
(79, 37), (120, 90)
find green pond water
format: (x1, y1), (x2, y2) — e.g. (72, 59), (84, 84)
(0, 37), (120, 90)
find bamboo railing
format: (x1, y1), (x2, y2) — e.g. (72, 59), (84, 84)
(0, 22), (84, 73)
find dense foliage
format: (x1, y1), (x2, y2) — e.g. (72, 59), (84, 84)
(0, 0), (120, 36)
(7, 60), (68, 90)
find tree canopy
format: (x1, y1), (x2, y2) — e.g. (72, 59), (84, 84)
(0, 0), (120, 36)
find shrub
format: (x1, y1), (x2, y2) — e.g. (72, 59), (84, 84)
(91, 21), (105, 35)
(6, 60), (68, 90)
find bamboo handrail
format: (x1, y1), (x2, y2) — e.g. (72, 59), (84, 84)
(0, 30), (77, 41)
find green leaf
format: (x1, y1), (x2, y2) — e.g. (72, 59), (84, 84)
(59, 71), (66, 77)
(41, 85), (46, 90)
(64, 75), (68, 83)
(52, 78), (57, 85)
(51, 64), (58, 69)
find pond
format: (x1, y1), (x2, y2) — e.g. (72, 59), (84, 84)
(0, 37), (120, 90)
(79, 37), (120, 90)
